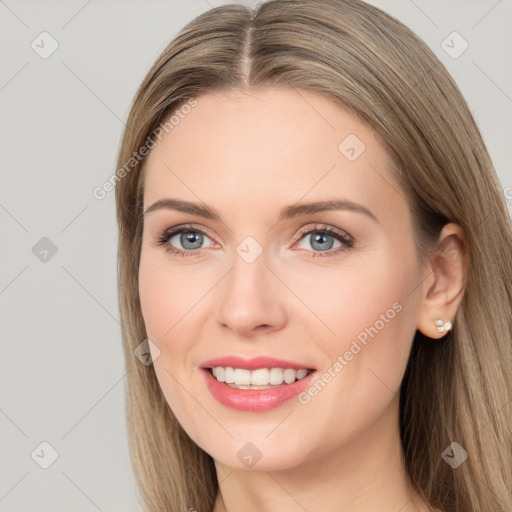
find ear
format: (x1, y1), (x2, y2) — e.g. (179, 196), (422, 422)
(416, 223), (468, 339)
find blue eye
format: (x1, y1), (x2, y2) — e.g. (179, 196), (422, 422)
(153, 224), (214, 256)
(153, 223), (355, 258)
(299, 232), (338, 251)
(170, 231), (209, 251)
(295, 225), (354, 258)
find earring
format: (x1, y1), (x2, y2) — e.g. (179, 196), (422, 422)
(434, 318), (452, 333)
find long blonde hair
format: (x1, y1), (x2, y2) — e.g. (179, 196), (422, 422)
(114, 1), (512, 510)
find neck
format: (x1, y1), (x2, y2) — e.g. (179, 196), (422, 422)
(213, 397), (435, 512)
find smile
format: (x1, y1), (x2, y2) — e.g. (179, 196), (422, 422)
(210, 367), (311, 388)
(200, 356), (317, 412)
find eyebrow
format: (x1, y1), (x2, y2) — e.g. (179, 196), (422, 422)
(143, 198), (379, 224)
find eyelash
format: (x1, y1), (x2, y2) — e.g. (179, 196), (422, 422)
(151, 223), (355, 259)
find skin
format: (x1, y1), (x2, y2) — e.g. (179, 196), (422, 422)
(138, 88), (466, 512)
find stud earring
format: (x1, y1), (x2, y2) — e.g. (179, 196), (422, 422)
(434, 318), (452, 333)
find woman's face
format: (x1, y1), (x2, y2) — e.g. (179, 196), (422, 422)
(139, 88), (426, 471)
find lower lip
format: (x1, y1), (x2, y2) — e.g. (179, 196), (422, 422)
(202, 369), (316, 412)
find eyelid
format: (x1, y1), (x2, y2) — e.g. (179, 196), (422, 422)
(155, 223), (215, 242)
(294, 223), (353, 244)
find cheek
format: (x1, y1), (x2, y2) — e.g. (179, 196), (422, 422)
(285, 269), (418, 461)
(290, 249), (418, 395)
(138, 269), (169, 339)
(138, 253), (198, 426)
(138, 250), (209, 396)
(282, 248), (413, 343)
(138, 250), (199, 340)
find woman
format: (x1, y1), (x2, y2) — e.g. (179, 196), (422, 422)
(114, 1), (512, 510)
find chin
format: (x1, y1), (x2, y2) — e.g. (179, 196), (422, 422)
(213, 449), (309, 473)
(194, 431), (315, 473)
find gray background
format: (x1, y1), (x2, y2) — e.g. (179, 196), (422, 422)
(1, 0), (511, 511)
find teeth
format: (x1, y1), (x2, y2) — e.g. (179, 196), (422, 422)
(251, 368), (269, 385)
(296, 369), (308, 379)
(233, 368), (251, 386)
(210, 367), (311, 386)
(269, 367), (284, 385)
(225, 367), (235, 384)
(283, 368), (296, 384)
(215, 367), (225, 382)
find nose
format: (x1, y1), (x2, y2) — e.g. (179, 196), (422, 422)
(216, 249), (288, 338)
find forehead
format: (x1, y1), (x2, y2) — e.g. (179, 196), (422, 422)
(142, 88), (407, 226)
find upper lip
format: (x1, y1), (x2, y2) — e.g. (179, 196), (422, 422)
(200, 356), (316, 371)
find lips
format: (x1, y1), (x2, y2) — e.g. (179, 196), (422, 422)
(200, 356), (316, 371)
(200, 356), (317, 412)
